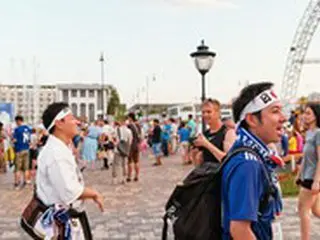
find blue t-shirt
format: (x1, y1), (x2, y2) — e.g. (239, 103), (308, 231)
(162, 124), (172, 141)
(221, 151), (275, 240)
(14, 125), (32, 152)
(73, 135), (82, 148)
(281, 134), (289, 156)
(187, 120), (196, 137)
(178, 127), (190, 142)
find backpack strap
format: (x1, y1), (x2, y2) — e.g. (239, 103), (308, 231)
(117, 127), (122, 141)
(162, 213), (169, 240)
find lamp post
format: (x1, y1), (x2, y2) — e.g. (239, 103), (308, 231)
(99, 52), (105, 119)
(190, 40), (216, 133)
(145, 75), (156, 122)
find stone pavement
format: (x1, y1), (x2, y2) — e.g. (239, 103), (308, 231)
(0, 153), (319, 239)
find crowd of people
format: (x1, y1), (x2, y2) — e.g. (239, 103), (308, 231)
(0, 81), (318, 239)
(0, 108), (215, 188)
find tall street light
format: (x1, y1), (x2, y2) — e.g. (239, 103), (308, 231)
(99, 52), (105, 119)
(146, 75), (156, 122)
(190, 40), (216, 133)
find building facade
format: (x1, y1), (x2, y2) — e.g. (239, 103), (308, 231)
(57, 84), (109, 123)
(0, 84), (57, 124)
(0, 83), (109, 125)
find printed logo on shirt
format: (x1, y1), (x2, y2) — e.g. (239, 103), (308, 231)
(244, 151), (258, 161)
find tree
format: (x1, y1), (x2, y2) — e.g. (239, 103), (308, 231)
(115, 104), (127, 121)
(106, 85), (120, 115)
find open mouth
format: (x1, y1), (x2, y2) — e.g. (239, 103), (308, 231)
(276, 126), (283, 136)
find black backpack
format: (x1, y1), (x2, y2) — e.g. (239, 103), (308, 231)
(161, 147), (276, 240)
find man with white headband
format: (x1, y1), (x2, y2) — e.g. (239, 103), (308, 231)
(221, 82), (286, 240)
(35, 102), (104, 239)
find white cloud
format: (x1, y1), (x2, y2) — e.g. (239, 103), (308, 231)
(163, 0), (238, 9)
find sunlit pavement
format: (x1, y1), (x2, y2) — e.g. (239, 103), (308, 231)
(0, 153), (319, 239)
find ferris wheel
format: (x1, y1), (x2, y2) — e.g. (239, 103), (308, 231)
(281, 0), (320, 111)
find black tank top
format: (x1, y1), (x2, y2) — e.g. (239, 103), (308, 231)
(202, 125), (227, 163)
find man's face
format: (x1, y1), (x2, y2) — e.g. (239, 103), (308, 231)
(57, 113), (80, 138)
(202, 103), (220, 125)
(303, 107), (316, 128)
(97, 119), (104, 127)
(251, 102), (286, 144)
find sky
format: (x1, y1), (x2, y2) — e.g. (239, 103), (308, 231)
(0, 0), (319, 107)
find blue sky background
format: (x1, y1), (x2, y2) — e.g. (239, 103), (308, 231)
(0, 0), (319, 107)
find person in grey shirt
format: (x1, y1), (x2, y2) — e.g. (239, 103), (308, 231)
(296, 104), (320, 240)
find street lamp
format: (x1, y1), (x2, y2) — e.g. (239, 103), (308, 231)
(146, 75), (156, 122)
(190, 39), (216, 133)
(99, 52), (105, 119)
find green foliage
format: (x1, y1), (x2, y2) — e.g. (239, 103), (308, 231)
(115, 104), (127, 121)
(279, 172), (299, 198)
(107, 85), (120, 115)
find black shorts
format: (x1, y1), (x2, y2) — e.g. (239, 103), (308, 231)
(297, 179), (313, 190)
(29, 149), (38, 160)
(29, 149), (38, 169)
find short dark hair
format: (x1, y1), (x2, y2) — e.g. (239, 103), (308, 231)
(232, 82), (274, 128)
(153, 119), (159, 124)
(15, 115), (24, 122)
(42, 102), (69, 134)
(203, 98), (221, 109)
(188, 114), (193, 119)
(307, 103), (320, 128)
(128, 112), (136, 122)
(104, 119), (109, 125)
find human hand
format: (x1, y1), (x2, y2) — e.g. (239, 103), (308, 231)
(311, 181), (320, 194)
(93, 192), (104, 212)
(193, 134), (209, 148)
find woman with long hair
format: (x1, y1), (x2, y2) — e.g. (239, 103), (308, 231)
(296, 103), (320, 240)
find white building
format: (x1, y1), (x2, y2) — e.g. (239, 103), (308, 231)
(0, 84), (57, 124)
(0, 83), (109, 125)
(57, 83), (109, 122)
(308, 92), (320, 102)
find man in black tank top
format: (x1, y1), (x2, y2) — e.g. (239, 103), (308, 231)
(192, 99), (236, 164)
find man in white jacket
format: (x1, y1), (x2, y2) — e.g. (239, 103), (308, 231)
(36, 102), (104, 239)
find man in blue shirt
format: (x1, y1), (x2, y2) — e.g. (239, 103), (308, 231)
(13, 115), (32, 189)
(221, 82), (285, 240)
(161, 120), (172, 157)
(187, 114), (196, 137)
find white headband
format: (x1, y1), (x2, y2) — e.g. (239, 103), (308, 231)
(47, 108), (72, 131)
(239, 89), (279, 123)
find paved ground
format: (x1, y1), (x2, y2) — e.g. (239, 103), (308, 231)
(0, 153), (319, 239)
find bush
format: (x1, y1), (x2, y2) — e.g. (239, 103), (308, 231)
(279, 172), (299, 197)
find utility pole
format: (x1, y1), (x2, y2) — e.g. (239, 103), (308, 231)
(99, 52), (105, 119)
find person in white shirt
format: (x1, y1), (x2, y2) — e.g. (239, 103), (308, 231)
(169, 118), (178, 154)
(36, 102), (104, 239)
(112, 121), (132, 184)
